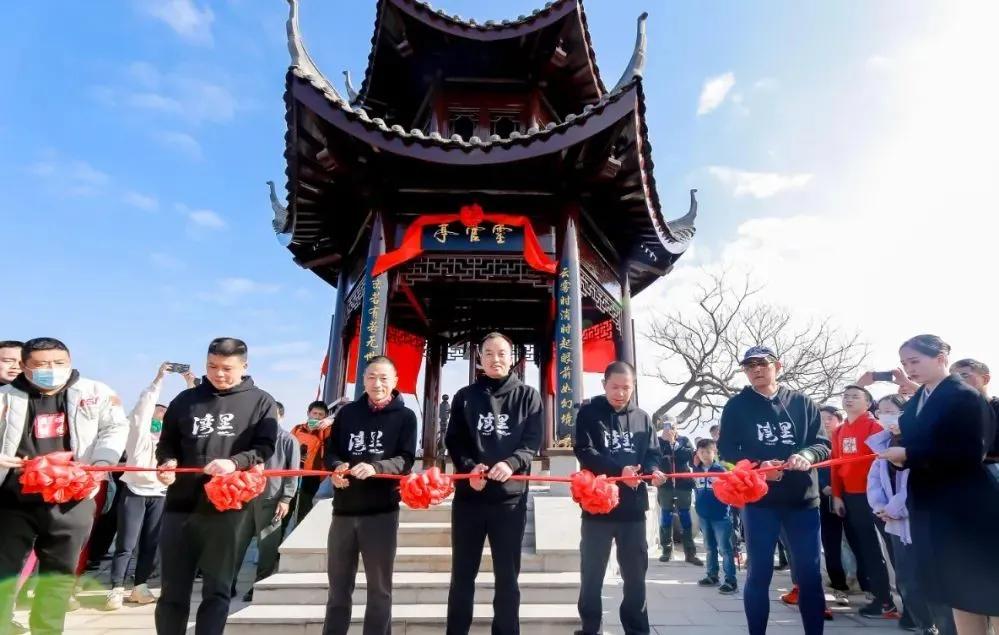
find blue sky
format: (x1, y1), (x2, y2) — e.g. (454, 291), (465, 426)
(2, 1), (992, 431)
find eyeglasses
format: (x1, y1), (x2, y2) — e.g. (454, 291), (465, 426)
(741, 360), (773, 369)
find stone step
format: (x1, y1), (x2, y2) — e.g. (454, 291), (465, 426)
(279, 546), (580, 574)
(399, 502), (538, 524)
(253, 571), (580, 605)
(226, 602), (579, 634)
(395, 521), (535, 549)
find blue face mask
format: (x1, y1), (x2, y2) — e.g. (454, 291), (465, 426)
(29, 367), (72, 389)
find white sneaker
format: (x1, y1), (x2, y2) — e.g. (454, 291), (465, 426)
(104, 587), (125, 611)
(67, 594), (81, 612)
(128, 584), (157, 605)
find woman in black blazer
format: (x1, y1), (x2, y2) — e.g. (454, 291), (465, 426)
(879, 335), (999, 633)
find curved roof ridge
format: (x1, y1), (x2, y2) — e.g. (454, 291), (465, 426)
(355, 0), (607, 106)
(293, 68), (637, 151)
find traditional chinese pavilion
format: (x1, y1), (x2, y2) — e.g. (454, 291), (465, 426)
(272, 0), (697, 458)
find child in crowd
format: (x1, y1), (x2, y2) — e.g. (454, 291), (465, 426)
(693, 438), (737, 594)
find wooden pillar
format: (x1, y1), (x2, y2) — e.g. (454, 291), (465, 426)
(322, 267), (350, 404)
(538, 342), (555, 450)
(619, 263), (636, 367)
(421, 337), (444, 466)
(468, 345), (477, 384)
(554, 217), (584, 445)
(513, 344), (528, 380)
(353, 212), (389, 400)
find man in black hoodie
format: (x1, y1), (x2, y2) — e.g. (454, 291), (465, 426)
(717, 346), (830, 635)
(574, 362), (666, 635)
(445, 332), (543, 635)
(323, 355), (417, 635)
(154, 337), (278, 635)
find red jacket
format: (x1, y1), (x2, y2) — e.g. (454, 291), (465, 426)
(831, 412), (883, 496)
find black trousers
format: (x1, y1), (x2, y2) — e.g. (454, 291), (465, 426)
(323, 510), (399, 635)
(842, 493), (892, 603)
(447, 500), (527, 635)
(819, 494), (849, 590)
(0, 498), (96, 635)
(154, 509), (249, 635)
(110, 488), (164, 587)
(578, 518), (649, 635)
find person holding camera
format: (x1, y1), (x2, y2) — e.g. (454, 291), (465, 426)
(104, 363), (196, 611)
(656, 415), (701, 565)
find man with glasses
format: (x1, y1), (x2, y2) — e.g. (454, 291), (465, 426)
(718, 346), (831, 635)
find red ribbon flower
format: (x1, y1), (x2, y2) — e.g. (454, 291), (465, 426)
(458, 203), (484, 228)
(711, 460), (769, 508)
(204, 467), (267, 512)
(570, 470), (620, 515)
(19, 452), (99, 504)
(399, 467), (454, 509)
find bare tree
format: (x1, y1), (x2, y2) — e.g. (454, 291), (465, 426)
(645, 271), (868, 431)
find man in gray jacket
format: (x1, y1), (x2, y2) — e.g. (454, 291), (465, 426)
(235, 418), (299, 601)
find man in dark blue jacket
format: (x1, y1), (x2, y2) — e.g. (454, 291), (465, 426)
(718, 346), (830, 635)
(574, 361), (665, 635)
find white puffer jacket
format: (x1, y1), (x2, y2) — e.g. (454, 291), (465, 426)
(0, 377), (129, 497)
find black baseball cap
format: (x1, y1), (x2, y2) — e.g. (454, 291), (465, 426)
(741, 345), (777, 365)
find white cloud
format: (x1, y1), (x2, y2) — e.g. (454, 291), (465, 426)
(154, 131), (203, 159)
(635, 2), (999, 420)
(198, 277), (281, 305)
(708, 166), (814, 199)
(97, 66), (236, 125)
(866, 55), (895, 72)
(27, 157), (110, 197)
(697, 72), (736, 116)
(176, 203), (225, 230)
(139, 0), (215, 45)
(122, 190), (159, 211)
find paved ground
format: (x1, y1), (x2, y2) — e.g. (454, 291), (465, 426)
(14, 547), (903, 634)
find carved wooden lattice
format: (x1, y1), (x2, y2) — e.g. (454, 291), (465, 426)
(345, 280), (364, 314)
(399, 255), (552, 289)
(580, 267), (622, 325)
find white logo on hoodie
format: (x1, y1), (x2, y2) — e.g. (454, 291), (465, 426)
(477, 412), (511, 438)
(192, 412), (236, 438)
(603, 430), (635, 454)
(347, 430), (386, 455)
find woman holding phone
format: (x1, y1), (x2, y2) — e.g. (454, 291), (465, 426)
(879, 335), (999, 634)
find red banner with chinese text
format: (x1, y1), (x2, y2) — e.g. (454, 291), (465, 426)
(372, 205), (556, 277)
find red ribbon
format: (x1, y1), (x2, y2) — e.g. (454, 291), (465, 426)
(21, 453), (877, 514)
(372, 209), (557, 277)
(19, 451), (99, 504)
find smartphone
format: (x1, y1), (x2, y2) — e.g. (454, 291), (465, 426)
(165, 363), (190, 374)
(871, 371), (894, 382)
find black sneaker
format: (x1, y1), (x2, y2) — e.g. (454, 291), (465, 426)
(698, 575), (719, 587)
(658, 552), (672, 563)
(686, 554), (705, 566)
(718, 582), (738, 595)
(242, 590), (254, 602)
(859, 599), (900, 619)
